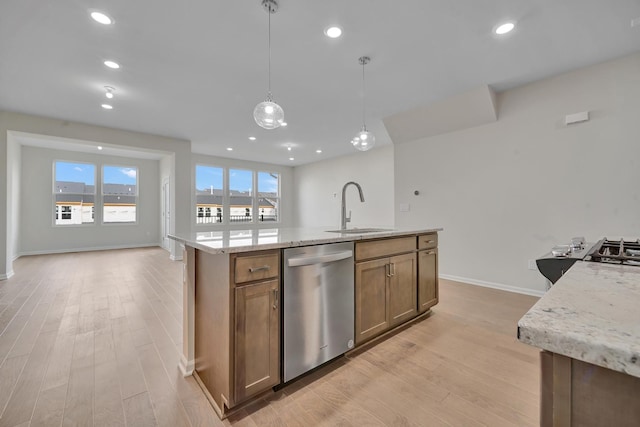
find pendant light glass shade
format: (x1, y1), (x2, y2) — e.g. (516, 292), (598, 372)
(254, 96), (284, 129)
(351, 127), (375, 151)
(352, 56), (375, 151)
(254, 0), (284, 130)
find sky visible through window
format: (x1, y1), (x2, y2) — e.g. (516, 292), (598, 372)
(55, 161), (95, 185)
(195, 167), (278, 194)
(103, 166), (137, 185)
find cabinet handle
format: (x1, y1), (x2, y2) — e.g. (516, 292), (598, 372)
(386, 263), (391, 278)
(424, 240), (435, 244)
(249, 265), (270, 273)
(425, 250), (436, 255)
(273, 289), (278, 310)
(390, 263), (396, 276)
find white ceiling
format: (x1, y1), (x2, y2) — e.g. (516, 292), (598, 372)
(1, 0), (639, 166)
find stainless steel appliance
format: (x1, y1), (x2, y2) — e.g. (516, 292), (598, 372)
(537, 237), (640, 284)
(536, 238), (594, 284)
(283, 242), (355, 383)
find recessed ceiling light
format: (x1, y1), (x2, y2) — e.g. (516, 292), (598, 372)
(90, 11), (113, 25)
(289, 157), (294, 161)
(324, 26), (342, 38)
(316, 149), (322, 154)
(287, 146), (292, 151)
(495, 22), (515, 35)
(104, 86), (115, 99)
(226, 147), (233, 151)
(101, 104), (113, 110)
(248, 136), (256, 141)
(104, 60), (120, 69)
(97, 146), (103, 150)
(280, 122), (288, 127)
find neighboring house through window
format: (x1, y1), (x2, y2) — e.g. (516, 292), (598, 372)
(103, 165), (138, 223)
(54, 161), (96, 225)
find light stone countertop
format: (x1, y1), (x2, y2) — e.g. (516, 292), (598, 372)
(169, 226), (442, 254)
(518, 261), (640, 378)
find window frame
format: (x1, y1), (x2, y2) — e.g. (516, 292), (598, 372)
(52, 160), (97, 227)
(101, 164), (139, 225)
(194, 164), (282, 227)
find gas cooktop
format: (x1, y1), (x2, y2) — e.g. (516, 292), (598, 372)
(585, 238), (640, 266)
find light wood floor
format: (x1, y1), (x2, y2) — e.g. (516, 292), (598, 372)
(0, 247), (540, 427)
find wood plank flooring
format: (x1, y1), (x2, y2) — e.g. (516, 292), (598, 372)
(0, 247), (540, 426)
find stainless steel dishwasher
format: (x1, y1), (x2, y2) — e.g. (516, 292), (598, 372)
(283, 242), (355, 382)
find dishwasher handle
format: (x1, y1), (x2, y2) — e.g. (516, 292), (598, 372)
(287, 250), (353, 267)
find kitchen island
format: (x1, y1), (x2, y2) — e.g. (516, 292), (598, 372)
(517, 261), (640, 426)
(170, 226), (442, 418)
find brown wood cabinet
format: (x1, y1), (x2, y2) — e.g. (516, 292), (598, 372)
(193, 249), (281, 418)
(234, 279), (280, 403)
(418, 248), (438, 313)
(355, 237), (417, 345)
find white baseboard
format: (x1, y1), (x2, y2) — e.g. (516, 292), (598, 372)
(170, 254), (183, 261)
(179, 355), (194, 377)
(440, 274), (545, 297)
(0, 270), (15, 280)
(18, 243), (160, 257)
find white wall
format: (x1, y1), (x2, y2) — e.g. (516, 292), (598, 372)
(293, 145), (394, 228)
(394, 52), (640, 295)
(19, 145), (160, 255)
(192, 153), (294, 229)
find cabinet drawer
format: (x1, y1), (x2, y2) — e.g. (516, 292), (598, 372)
(356, 236), (415, 261)
(234, 252), (279, 284)
(417, 233), (438, 250)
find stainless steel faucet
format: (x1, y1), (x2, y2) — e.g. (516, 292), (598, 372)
(341, 181), (365, 230)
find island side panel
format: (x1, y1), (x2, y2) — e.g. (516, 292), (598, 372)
(194, 249), (232, 413)
(181, 245), (196, 375)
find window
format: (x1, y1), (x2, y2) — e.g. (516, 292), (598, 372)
(195, 165), (223, 223)
(229, 169), (253, 222)
(54, 161), (96, 225)
(195, 166), (282, 225)
(258, 172), (279, 222)
(103, 165), (137, 223)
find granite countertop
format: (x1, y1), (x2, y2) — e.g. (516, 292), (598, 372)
(518, 261), (640, 378)
(169, 226), (442, 254)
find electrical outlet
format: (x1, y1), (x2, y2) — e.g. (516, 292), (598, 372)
(528, 260), (537, 270)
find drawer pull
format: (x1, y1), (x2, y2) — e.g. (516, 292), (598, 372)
(425, 250), (436, 255)
(249, 265), (271, 273)
(424, 240), (435, 244)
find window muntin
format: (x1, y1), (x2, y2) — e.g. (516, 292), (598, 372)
(258, 172), (279, 222)
(103, 165), (137, 223)
(229, 169), (253, 223)
(195, 165), (224, 223)
(54, 161), (96, 225)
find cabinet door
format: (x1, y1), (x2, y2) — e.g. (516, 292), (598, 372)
(355, 258), (390, 344)
(388, 253), (417, 327)
(234, 279), (280, 403)
(418, 249), (438, 313)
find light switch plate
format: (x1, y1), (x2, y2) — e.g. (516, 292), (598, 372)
(399, 203), (410, 212)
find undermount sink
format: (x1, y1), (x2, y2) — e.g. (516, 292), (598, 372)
(326, 228), (393, 234)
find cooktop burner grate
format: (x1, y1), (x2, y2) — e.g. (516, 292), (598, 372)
(587, 238), (640, 265)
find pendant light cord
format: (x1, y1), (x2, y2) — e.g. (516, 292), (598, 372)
(268, 5), (272, 98)
(361, 60), (366, 130)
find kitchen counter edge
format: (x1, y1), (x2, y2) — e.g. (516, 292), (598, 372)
(169, 227), (443, 255)
(517, 261), (640, 379)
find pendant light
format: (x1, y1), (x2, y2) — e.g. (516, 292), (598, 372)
(351, 56), (375, 151)
(253, 0), (284, 130)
